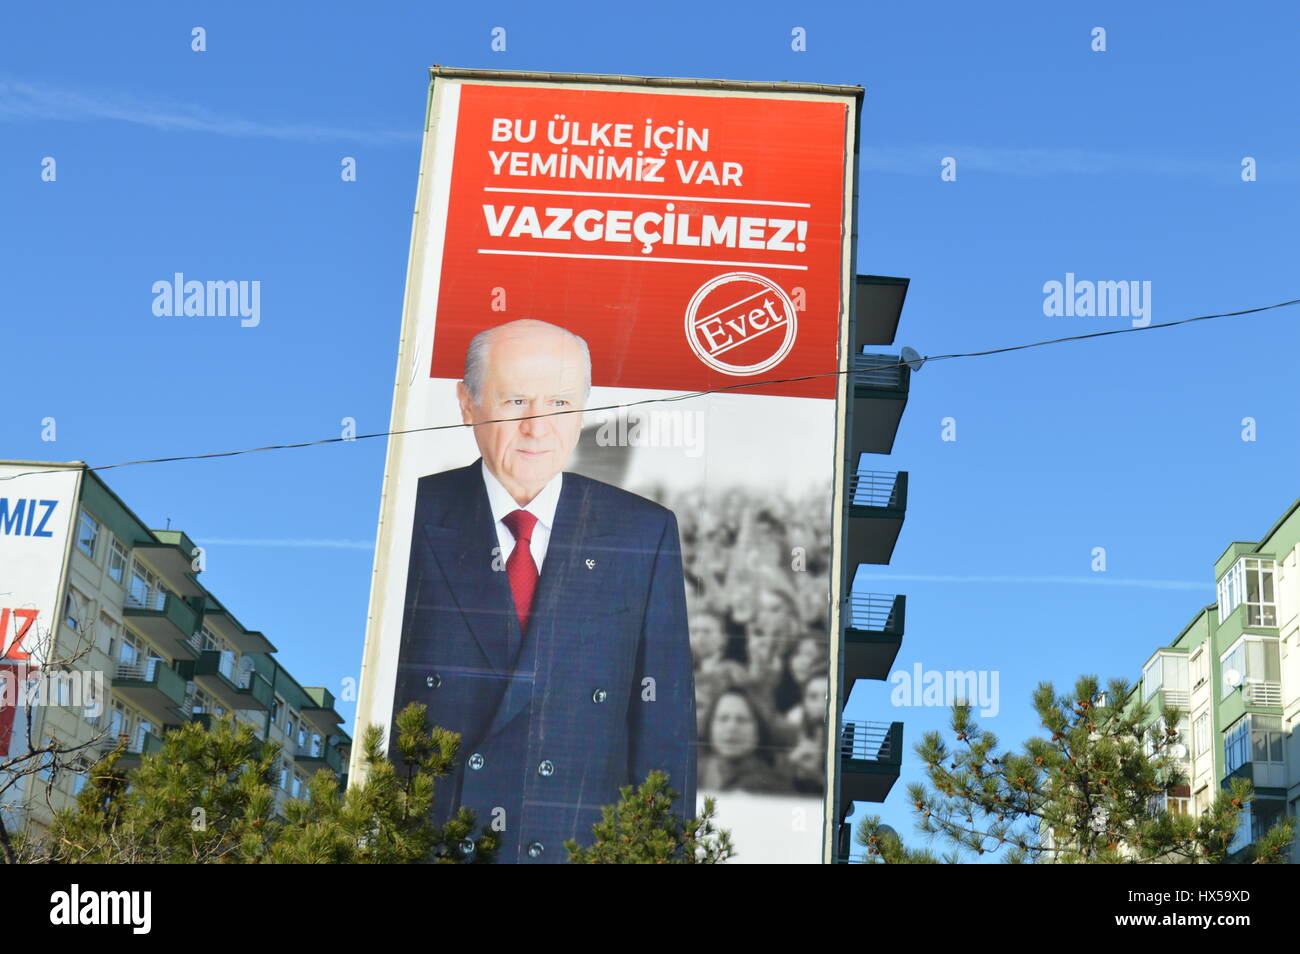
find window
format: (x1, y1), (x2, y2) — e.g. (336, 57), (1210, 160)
(1143, 654), (1188, 701)
(1225, 717), (1249, 774)
(297, 723), (308, 748)
(1224, 714), (1283, 774)
(95, 613), (118, 657)
(1250, 799), (1285, 841)
(117, 633), (141, 669)
(1217, 558), (1276, 626)
(279, 765), (289, 791)
(1193, 712), (1209, 755)
(286, 715), (296, 745)
(109, 701), (128, 741)
(108, 538), (129, 584)
(64, 589), (86, 631)
(271, 698), (281, 725)
(1194, 786), (1210, 817)
(1143, 657), (1161, 700)
(1251, 715), (1284, 764)
(76, 510), (100, 560)
(1190, 648), (1207, 690)
(1220, 637), (1281, 700)
(310, 733), (322, 757)
(127, 562), (160, 610)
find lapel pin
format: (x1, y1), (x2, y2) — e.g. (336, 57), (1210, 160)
(585, 559), (596, 569)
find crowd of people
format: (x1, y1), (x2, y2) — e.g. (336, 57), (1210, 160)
(644, 482), (834, 797)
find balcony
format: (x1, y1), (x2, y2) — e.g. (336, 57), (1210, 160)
(123, 590), (201, 660)
(844, 593), (905, 683)
(1242, 680), (1282, 708)
(135, 530), (204, 598)
(111, 659), (189, 726)
(1218, 601), (1278, 640)
(295, 740), (343, 775)
(853, 275), (909, 348)
(839, 720), (903, 812)
(187, 650), (273, 712)
(850, 353), (910, 455)
(300, 686), (344, 736)
(96, 730), (164, 770)
(201, 598), (276, 655)
(845, 471), (907, 566)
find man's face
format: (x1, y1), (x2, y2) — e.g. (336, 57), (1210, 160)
(459, 321), (586, 505)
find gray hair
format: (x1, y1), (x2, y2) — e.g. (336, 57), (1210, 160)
(463, 320), (592, 404)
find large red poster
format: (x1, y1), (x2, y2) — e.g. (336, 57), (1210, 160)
(430, 84), (848, 398)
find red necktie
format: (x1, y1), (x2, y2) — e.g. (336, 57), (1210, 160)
(502, 509), (540, 635)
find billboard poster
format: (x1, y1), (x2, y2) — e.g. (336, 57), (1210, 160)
(0, 463), (82, 804)
(354, 70), (857, 863)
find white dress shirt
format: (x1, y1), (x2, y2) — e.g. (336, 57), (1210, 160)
(480, 460), (563, 573)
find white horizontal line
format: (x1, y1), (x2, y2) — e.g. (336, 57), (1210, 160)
(708, 322), (786, 357)
(483, 186), (811, 208)
(476, 249), (807, 270)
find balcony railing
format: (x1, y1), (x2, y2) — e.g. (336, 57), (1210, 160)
(1162, 690), (1189, 710)
(1243, 681), (1282, 707)
(125, 587), (166, 612)
(97, 728), (161, 759)
(848, 471), (905, 510)
(852, 353), (905, 390)
(114, 658), (162, 683)
(848, 592), (903, 634)
(840, 721), (897, 762)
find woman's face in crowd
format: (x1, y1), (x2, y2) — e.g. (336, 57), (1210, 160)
(710, 693), (759, 760)
(802, 676), (828, 720)
(789, 638), (825, 684)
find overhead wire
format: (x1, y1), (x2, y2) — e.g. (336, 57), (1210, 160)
(3, 295), (1297, 481)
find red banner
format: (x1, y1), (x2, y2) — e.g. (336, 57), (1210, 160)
(430, 84), (848, 398)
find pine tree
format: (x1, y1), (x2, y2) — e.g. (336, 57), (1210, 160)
(26, 703), (495, 864)
(856, 676), (1295, 864)
(565, 770), (734, 864)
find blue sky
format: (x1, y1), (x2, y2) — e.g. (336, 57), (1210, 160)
(3, 2), (1299, 861)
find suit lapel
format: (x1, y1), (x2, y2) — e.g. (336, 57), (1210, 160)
(421, 461), (518, 673)
(528, 473), (590, 630)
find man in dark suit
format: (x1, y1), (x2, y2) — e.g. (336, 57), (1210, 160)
(392, 319), (697, 863)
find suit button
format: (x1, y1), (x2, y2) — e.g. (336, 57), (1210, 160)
(527, 841), (544, 858)
(592, 688), (607, 703)
(538, 759), (555, 777)
(459, 838), (475, 857)
(468, 753), (485, 770)
(426, 674), (441, 689)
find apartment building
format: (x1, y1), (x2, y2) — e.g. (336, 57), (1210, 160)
(0, 460), (349, 835)
(1131, 496), (1300, 860)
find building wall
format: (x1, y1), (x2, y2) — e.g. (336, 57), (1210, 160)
(15, 466), (349, 838)
(1138, 499), (1300, 862)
